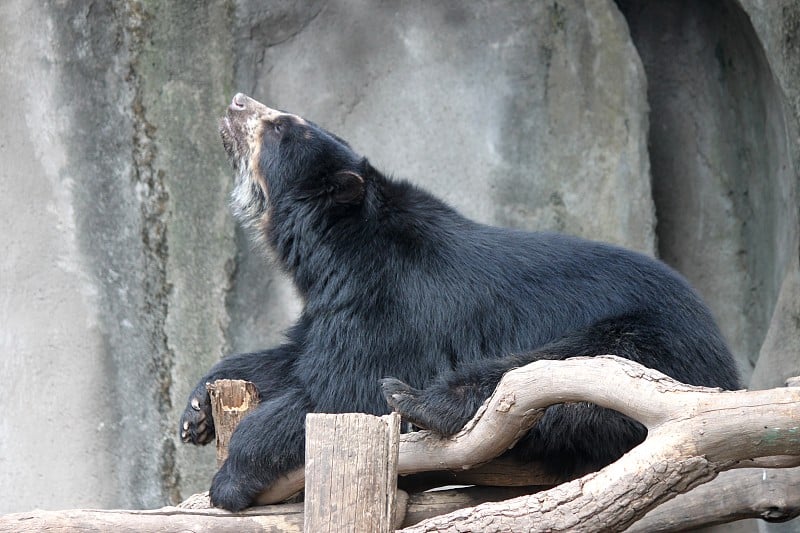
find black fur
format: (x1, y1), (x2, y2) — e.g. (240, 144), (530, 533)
(180, 94), (740, 511)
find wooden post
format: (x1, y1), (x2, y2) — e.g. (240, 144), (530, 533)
(304, 413), (401, 533)
(206, 379), (260, 467)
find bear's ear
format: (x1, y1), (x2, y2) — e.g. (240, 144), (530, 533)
(327, 170), (365, 205)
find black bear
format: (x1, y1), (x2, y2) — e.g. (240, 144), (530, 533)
(180, 93), (741, 511)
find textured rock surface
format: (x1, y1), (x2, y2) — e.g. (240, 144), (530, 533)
(0, 1), (797, 529)
(132, 1), (237, 507)
(738, 0), (800, 393)
(0, 0), (234, 511)
(619, 0), (799, 384)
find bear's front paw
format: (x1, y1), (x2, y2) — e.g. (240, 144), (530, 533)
(209, 462), (259, 512)
(179, 384), (215, 445)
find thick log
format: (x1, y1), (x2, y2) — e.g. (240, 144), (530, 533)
(628, 374), (800, 532)
(255, 456), (559, 505)
(398, 455), (560, 493)
(0, 504), (304, 533)
(400, 486), (542, 526)
(303, 413), (401, 532)
(0, 486), (540, 532)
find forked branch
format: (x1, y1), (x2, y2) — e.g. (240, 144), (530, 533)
(397, 356), (800, 532)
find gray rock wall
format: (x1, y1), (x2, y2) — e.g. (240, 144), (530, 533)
(739, 0), (800, 395)
(0, 0), (235, 510)
(226, 0), (655, 355)
(0, 1), (126, 510)
(619, 0), (799, 384)
(0, 2), (797, 530)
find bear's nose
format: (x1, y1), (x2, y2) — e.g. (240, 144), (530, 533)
(231, 93), (248, 110)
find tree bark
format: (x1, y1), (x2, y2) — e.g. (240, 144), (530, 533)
(254, 456), (559, 505)
(628, 467), (800, 532)
(0, 487), (541, 532)
(206, 379), (260, 466)
(397, 356), (800, 532)
(303, 413), (400, 533)
(0, 504), (305, 533)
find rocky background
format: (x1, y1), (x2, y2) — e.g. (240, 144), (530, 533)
(1, 1), (798, 530)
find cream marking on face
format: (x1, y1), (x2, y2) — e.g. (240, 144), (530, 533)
(225, 94), (309, 247)
(245, 113), (267, 189)
(229, 115), (267, 232)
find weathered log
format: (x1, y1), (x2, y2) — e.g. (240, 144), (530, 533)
(0, 504), (304, 533)
(628, 467), (800, 532)
(398, 357), (800, 532)
(254, 456), (559, 505)
(400, 486), (543, 526)
(628, 376), (800, 532)
(0, 486), (542, 532)
(304, 413), (400, 532)
(398, 455), (560, 493)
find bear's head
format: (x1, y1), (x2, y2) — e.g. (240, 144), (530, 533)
(219, 93), (367, 235)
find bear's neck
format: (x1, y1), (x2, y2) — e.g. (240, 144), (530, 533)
(266, 173), (467, 301)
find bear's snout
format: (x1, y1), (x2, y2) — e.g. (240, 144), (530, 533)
(220, 94), (265, 163)
(231, 93), (248, 111)
(227, 93), (262, 116)
(227, 93), (276, 119)
(226, 94), (303, 127)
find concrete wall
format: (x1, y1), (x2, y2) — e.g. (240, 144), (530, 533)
(0, 1), (797, 529)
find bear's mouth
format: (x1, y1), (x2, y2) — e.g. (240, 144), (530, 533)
(219, 116), (241, 166)
(220, 94), (277, 229)
(219, 115), (243, 169)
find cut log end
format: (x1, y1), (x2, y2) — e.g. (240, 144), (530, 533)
(206, 379), (260, 467)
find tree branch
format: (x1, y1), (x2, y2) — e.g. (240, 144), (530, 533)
(627, 467), (800, 532)
(397, 356), (800, 532)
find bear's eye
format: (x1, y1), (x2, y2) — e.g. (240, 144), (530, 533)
(273, 122), (283, 135)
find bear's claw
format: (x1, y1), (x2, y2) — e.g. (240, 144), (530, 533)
(379, 378), (433, 431)
(180, 387), (215, 445)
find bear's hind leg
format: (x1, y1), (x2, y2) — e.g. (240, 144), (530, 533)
(381, 355), (528, 436)
(382, 310), (730, 477)
(210, 387), (312, 511)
